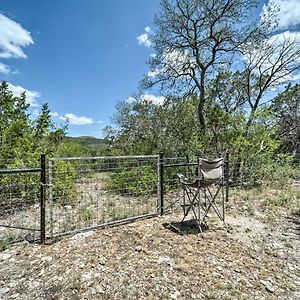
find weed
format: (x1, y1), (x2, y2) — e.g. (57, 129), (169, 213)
(0, 239), (9, 251)
(78, 207), (93, 222)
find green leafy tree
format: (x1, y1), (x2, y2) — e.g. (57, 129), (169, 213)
(104, 96), (202, 157)
(141, 0), (273, 130)
(271, 83), (300, 157)
(0, 81), (66, 164)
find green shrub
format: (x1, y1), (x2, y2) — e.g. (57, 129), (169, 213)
(0, 239), (9, 251)
(52, 161), (77, 205)
(106, 165), (157, 196)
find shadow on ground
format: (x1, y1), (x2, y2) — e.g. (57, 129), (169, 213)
(286, 210), (300, 240)
(163, 219), (209, 235)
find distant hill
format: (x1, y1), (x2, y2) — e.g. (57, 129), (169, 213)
(64, 136), (108, 148)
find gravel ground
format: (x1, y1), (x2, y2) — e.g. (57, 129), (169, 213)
(0, 186), (299, 300)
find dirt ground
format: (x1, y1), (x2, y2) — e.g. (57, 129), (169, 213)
(0, 187), (299, 300)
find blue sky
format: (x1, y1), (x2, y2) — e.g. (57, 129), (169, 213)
(1, 0), (299, 138)
(0, 0), (160, 137)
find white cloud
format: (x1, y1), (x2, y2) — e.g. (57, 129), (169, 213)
(141, 94), (165, 105)
(147, 69), (160, 78)
(7, 83), (40, 107)
(0, 14), (33, 59)
(269, 30), (300, 44)
(32, 109), (39, 116)
(50, 111), (60, 118)
(137, 27), (152, 47)
(126, 94), (165, 105)
(261, 0), (300, 30)
(241, 30), (300, 85)
(0, 62), (11, 74)
(126, 96), (137, 103)
(60, 113), (94, 125)
(265, 0), (300, 31)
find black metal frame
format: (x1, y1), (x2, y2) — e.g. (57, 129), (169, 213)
(157, 152), (230, 218)
(0, 154), (46, 244)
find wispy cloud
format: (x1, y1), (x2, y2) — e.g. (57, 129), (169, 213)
(8, 83), (40, 107)
(137, 26), (152, 47)
(60, 113), (94, 125)
(263, 0), (300, 31)
(141, 94), (165, 105)
(127, 94), (165, 105)
(0, 62), (11, 74)
(272, 0), (300, 30)
(50, 111), (60, 118)
(0, 13), (33, 59)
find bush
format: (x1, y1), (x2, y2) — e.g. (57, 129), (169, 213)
(106, 165), (157, 196)
(51, 161), (77, 205)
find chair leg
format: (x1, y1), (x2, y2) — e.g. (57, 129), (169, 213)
(181, 187), (198, 223)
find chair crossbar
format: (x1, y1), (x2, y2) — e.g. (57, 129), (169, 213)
(177, 157), (227, 235)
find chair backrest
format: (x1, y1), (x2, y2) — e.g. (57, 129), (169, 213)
(198, 157), (224, 183)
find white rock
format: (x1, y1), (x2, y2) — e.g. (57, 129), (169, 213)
(0, 287), (10, 296)
(81, 272), (93, 283)
(96, 286), (105, 294)
(11, 293), (20, 299)
(71, 231), (93, 241)
(0, 252), (11, 261)
(64, 205), (72, 211)
(170, 290), (181, 299)
(157, 256), (175, 269)
(260, 280), (276, 293)
(41, 256), (53, 263)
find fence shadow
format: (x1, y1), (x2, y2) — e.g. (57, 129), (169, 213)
(163, 219), (209, 235)
(286, 210), (300, 240)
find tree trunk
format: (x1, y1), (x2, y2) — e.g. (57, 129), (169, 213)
(197, 101), (206, 131)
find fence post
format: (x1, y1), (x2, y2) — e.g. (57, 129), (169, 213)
(40, 154), (46, 244)
(225, 151), (230, 203)
(158, 152), (164, 215)
(49, 159), (53, 239)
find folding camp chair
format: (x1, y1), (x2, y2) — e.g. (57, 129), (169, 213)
(177, 157), (226, 234)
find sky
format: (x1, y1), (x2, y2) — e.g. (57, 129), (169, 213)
(0, 0), (300, 138)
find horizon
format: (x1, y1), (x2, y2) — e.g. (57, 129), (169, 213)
(1, 0), (300, 139)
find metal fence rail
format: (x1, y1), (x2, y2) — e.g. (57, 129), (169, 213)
(48, 155), (159, 237)
(0, 155), (45, 243)
(0, 153), (299, 243)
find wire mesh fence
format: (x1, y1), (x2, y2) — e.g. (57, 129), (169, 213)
(0, 153), (299, 243)
(0, 158), (41, 243)
(48, 155), (159, 237)
(160, 156), (197, 213)
(227, 154), (300, 219)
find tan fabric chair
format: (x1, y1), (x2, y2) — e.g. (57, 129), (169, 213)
(177, 157), (226, 234)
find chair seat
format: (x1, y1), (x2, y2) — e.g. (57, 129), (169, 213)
(177, 157), (226, 235)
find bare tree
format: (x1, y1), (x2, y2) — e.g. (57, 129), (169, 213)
(240, 34), (300, 131)
(141, 0), (267, 130)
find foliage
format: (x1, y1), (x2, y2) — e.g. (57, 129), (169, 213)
(0, 81), (72, 207)
(106, 165), (157, 196)
(0, 239), (9, 251)
(140, 0), (295, 130)
(0, 81), (66, 164)
(104, 96), (201, 157)
(271, 83), (300, 157)
(51, 161), (77, 205)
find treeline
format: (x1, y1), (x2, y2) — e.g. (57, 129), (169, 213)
(104, 83), (300, 159)
(0, 81), (107, 168)
(103, 83), (300, 187)
(103, 0), (300, 185)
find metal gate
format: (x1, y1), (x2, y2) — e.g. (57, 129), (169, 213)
(0, 155), (46, 243)
(47, 155), (159, 237)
